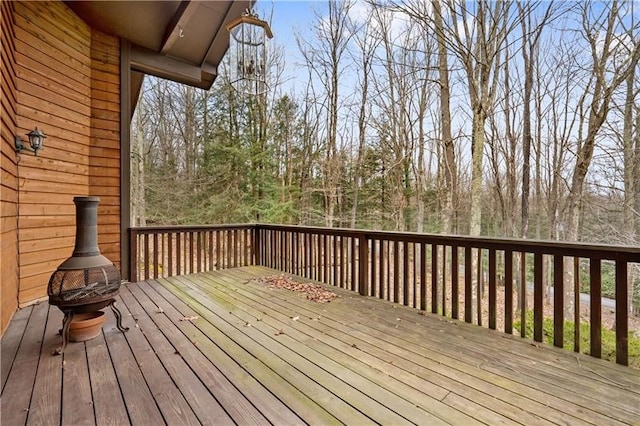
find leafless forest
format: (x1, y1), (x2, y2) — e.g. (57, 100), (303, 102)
(131, 0), (640, 305)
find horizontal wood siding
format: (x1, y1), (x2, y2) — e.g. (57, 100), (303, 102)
(90, 30), (120, 268)
(13, 1), (91, 304)
(10, 1), (121, 308)
(1, 0), (19, 334)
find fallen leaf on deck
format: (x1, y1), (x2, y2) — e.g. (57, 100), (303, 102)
(245, 322), (252, 327)
(275, 328), (285, 336)
(155, 306), (164, 313)
(180, 316), (199, 322)
(291, 316), (300, 321)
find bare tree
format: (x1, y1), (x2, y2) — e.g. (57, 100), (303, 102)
(349, 6), (379, 228)
(297, 0), (354, 227)
(563, 0), (640, 318)
(432, 0), (457, 234)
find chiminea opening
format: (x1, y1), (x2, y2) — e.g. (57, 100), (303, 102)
(48, 196), (128, 354)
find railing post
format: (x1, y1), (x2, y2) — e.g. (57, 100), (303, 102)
(359, 234), (368, 296)
(253, 225), (262, 266)
(128, 228), (138, 282)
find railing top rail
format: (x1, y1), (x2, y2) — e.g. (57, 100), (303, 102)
(256, 223), (640, 262)
(130, 224), (255, 233)
(128, 223), (640, 262)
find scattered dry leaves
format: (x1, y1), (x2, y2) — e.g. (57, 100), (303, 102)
(252, 275), (338, 303)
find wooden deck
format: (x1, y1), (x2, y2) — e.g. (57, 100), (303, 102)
(2, 266), (639, 425)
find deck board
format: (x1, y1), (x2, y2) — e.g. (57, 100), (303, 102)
(27, 307), (63, 426)
(2, 303), (48, 426)
(1, 306), (32, 390)
(2, 266), (639, 425)
(85, 327), (129, 426)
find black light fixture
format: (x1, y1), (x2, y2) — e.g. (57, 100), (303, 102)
(226, 9), (273, 95)
(15, 127), (46, 156)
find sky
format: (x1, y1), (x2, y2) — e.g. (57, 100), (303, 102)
(251, 1), (328, 93)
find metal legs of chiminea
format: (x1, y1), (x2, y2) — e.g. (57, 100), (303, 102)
(56, 299), (129, 355)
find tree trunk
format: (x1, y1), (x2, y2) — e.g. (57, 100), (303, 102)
(433, 0), (456, 234)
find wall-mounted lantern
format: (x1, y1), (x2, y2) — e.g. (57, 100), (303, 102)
(226, 9), (273, 95)
(15, 127), (46, 156)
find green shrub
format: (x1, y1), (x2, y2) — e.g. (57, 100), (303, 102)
(514, 311), (640, 369)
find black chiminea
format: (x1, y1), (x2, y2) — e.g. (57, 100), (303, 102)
(48, 196), (128, 354)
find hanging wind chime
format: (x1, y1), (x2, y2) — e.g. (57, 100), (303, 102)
(226, 9), (273, 95)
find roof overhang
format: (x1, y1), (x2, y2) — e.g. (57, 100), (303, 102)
(65, 0), (253, 90)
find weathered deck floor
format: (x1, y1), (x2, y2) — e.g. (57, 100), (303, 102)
(2, 266), (639, 425)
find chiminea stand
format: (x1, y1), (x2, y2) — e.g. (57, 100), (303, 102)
(57, 299), (129, 355)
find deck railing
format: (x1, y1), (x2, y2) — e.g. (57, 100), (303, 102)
(129, 224), (256, 282)
(129, 223), (640, 366)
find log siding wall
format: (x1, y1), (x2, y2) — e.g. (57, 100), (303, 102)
(1, 0), (19, 333)
(1, 1), (121, 325)
(90, 30), (121, 268)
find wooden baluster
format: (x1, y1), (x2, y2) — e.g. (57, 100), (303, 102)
(370, 239), (377, 298)
(431, 245), (438, 314)
(504, 249), (513, 334)
(379, 240), (386, 300)
(442, 246), (447, 316)
(160, 233), (165, 277)
(451, 246), (459, 320)
(227, 230), (232, 269)
(324, 233), (330, 283)
(574, 257), (580, 352)
(477, 248), (482, 326)
(351, 236), (357, 292)
(359, 235), (367, 296)
(393, 241), (400, 303)
(153, 233), (159, 278)
(207, 231), (213, 270)
(465, 246), (472, 323)
(340, 236), (345, 288)
(196, 231), (202, 273)
(144, 233), (150, 280)
(167, 233), (173, 277)
(129, 229), (138, 282)
(420, 242), (427, 311)
(533, 252), (543, 342)
(488, 249), (496, 330)
(553, 255), (563, 347)
(520, 253), (527, 338)
(590, 259), (602, 358)
(615, 261), (628, 366)
(403, 241), (410, 306)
